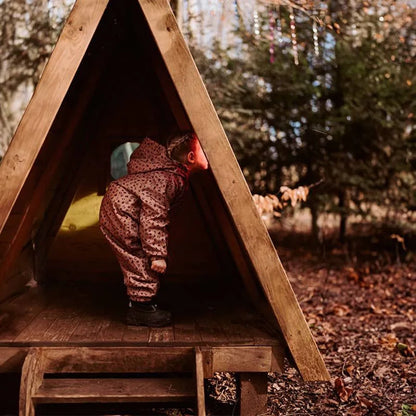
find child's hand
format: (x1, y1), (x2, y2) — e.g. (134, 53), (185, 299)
(151, 258), (167, 274)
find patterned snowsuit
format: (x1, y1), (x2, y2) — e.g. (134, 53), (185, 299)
(99, 138), (190, 302)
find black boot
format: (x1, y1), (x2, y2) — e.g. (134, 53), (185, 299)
(126, 301), (172, 327)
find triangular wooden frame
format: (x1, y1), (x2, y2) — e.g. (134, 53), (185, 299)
(0, 0), (329, 381)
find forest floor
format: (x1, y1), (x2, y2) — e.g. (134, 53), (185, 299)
(263, 224), (416, 416)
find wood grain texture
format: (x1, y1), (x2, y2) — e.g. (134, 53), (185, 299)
(0, 287), (50, 342)
(34, 377), (195, 403)
(41, 347), (195, 373)
(0, 347), (28, 372)
(195, 347), (206, 416)
(138, 0), (329, 381)
(0, 282), (282, 348)
(211, 347), (274, 373)
(19, 348), (44, 416)
(0, 0), (109, 234)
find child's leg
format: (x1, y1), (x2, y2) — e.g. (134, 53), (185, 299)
(100, 228), (159, 301)
(99, 185), (160, 302)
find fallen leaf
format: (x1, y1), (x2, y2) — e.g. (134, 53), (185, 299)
(334, 377), (353, 402)
(379, 334), (399, 350)
(346, 365), (355, 376)
(332, 304), (351, 317)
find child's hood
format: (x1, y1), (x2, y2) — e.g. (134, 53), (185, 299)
(127, 137), (188, 177)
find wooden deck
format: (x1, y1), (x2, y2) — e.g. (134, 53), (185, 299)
(0, 280), (282, 348)
(0, 280), (285, 415)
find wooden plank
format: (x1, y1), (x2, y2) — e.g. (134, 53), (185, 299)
(19, 348), (45, 416)
(271, 345), (285, 373)
(0, 0), (109, 234)
(239, 373), (268, 416)
(41, 347), (195, 373)
(94, 316), (126, 343)
(195, 314), (229, 345)
(62, 285), (111, 343)
(195, 347), (206, 416)
(42, 314), (82, 343)
(0, 347), (28, 373)
(211, 347), (273, 373)
(138, 0), (329, 381)
(18, 288), (83, 343)
(200, 347), (213, 378)
(236, 306), (282, 346)
(69, 315), (108, 343)
(148, 326), (174, 343)
(34, 377), (195, 403)
(122, 324), (150, 343)
(0, 214), (23, 243)
(0, 261), (33, 304)
(0, 242), (10, 259)
(220, 320), (255, 345)
(213, 301), (260, 346)
(14, 310), (57, 342)
(173, 319), (202, 344)
(0, 288), (50, 342)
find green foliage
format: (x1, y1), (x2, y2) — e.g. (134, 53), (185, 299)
(192, 1), (416, 236)
(400, 404), (416, 416)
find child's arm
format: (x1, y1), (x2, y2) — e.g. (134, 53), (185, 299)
(138, 179), (173, 269)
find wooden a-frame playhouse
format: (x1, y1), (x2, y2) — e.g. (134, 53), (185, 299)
(0, 0), (329, 414)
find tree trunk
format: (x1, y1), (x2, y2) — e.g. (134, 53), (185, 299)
(339, 190), (347, 243)
(310, 203), (321, 244)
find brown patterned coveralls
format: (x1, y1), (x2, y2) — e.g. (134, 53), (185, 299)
(99, 138), (190, 302)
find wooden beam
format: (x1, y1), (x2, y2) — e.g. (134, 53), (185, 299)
(239, 373), (268, 416)
(195, 347), (206, 416)
(0, 348), (28, 373)
(19, 348), (45, 416)
(210, 346), (283, 373)
(0, 244), (34, 303)
(138, 0), (329, 381)
(33, 378), (195, 404)
(0, 0), (109, 234)
(41, 347), (195, 373)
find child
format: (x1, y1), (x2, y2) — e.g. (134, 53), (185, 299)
(99, 133), (208, 327)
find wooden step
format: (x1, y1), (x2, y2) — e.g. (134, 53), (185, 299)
(33, 377), (196, 404)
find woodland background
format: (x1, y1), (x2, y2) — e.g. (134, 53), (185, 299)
(0, 0), (415, 415)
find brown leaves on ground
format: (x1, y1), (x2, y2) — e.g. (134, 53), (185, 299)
(265, 229), (416, 416)
(335, 377), (354, 402)
(165, 229), (415, 416)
